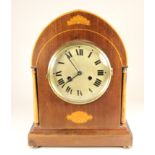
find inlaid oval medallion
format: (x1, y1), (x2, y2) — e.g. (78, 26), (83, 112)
(66, 111), (93, 124)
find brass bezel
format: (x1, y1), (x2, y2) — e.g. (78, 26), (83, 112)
(47, 40), (113, 105)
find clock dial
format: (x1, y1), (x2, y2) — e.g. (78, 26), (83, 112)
(47, 41), (113, 104)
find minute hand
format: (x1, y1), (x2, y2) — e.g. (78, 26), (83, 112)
(65, 54), (79, 72)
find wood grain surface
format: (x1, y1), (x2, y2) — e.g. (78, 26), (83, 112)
(28, 10), (132, 147)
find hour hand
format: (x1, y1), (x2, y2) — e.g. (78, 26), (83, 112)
(67, 71), (82, 81)
(61, 71), (82, 88)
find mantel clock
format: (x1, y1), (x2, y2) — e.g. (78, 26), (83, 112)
(28, 10), (132, 147)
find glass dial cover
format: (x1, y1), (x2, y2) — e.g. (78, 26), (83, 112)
(47, 41), (113, 105)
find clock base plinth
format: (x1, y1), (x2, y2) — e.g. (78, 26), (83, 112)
(28, 123), (132, 147)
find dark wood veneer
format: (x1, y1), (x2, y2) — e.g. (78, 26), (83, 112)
(28, 10), (132, 147)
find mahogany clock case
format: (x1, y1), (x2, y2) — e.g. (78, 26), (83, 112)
(28, 10), (132, 147)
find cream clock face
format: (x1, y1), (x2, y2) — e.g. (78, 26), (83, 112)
(47, 41), (113, 105)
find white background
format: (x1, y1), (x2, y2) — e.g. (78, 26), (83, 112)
(1, 0), (152, 155)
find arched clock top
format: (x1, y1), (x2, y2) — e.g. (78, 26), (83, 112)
(31, 10), (127, 67)
(29, 10), (132, 147)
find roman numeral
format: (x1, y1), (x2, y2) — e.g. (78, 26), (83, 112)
(65, 51), (72, 59)
(66, 86), (72, 94)
(89, 88), (93, 92)
(93, 78), (102, 87)
(76, 49), (83, 56)
(57, 78), (65, 85)
(88, 52), (92, 58)
(58, 61), (64, 64)
(94, 60), (101, 65)
(54, 71), (62, 76)
(77, 90), (82, 96)
(97, 70), (104, 76)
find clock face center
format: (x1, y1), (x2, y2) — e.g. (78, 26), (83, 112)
(77, 70), (82, 76)
(47, 41), (113, 105)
